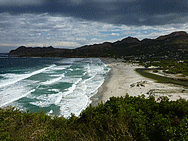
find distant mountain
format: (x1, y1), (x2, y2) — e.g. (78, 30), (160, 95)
(8, 31), (188, 59)
(156, 31), (188, 40)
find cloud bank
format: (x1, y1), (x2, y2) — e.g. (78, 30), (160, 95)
(0, 0), (188, 52)
(0, 0), (188, 26)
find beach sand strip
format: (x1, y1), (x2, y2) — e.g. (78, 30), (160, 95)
(91, 58), (188, 106)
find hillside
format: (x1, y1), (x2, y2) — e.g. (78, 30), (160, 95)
(2, 95), (188, 140)
(8, 31), (188, 59)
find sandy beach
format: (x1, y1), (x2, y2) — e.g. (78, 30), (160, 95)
(92, 58), (188, 106)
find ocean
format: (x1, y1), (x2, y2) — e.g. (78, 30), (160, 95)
(0, 54), (110, 118)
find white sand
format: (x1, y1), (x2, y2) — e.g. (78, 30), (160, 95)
(99, 58), (188, 103)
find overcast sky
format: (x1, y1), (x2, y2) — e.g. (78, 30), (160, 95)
(0, 0), (188, 52)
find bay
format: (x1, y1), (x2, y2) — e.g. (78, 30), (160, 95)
(0, 55), (110, 118)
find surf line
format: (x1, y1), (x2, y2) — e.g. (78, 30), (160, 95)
(0, 64), (56, 88)
(0, 89), (36, 107)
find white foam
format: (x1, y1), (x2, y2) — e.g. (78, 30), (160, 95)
(30, 101), (51, 107)
(56, 58), (110, 118)
(36, 94), (48, 100)
(79, 72), (97, 94)
(69, 68), (73, 71)
(49, 110), (53, 113)
(30, 92), (64, 107)
(50, 75), (60, 77)
(42, 74), (65, 85)
(83, 72), (87, 76)
(60, 77), (80, 84)
(48, 89), (60, 92)
(51, 65), (71, 70)
(55, 94), (63, 105)
(85, 63), (91, 73)
(58, 58), (83, 64)
(0, 89), (35, 107)
(62, 78), (82, 97)
(0, 64), (56, 88)
(47, 110), (54, 116)
(59, 94), (90, 118)
(81, 74), (105, 98)
(31, 77), (84, 109)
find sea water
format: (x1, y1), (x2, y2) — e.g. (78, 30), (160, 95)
(0, 54), (110, 118)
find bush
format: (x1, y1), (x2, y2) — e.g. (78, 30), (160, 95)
(1, 94), (188, 140)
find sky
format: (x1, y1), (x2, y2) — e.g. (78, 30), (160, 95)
(0, 0), (188, 53)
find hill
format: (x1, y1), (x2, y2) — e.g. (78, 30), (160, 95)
(8, 31), (188, 59)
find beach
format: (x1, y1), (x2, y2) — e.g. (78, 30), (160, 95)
(92, 58), (188, 106)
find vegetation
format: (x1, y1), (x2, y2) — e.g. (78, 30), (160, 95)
(140, 59), (188, 76)
(1, 94), (188, 141)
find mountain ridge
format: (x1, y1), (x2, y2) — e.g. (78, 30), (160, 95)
(8, 31), (188, 59)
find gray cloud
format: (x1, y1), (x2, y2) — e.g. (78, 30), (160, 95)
(0, 0), (44, 6)
(0, 0), (187, 26)
(0, 13), (111, 49)
(1, 0), (188, 53)
(1, 12), (188, 51)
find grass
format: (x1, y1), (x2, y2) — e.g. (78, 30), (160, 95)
(136, 68), (188, 87)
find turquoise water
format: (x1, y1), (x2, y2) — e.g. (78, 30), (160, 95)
(0, 55), (110, 118)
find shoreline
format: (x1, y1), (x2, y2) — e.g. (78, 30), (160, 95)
(91, 58), (188, 106)
(90, 62), (112, 106)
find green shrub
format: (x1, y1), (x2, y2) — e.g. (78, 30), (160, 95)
(1, 94), (188, 140)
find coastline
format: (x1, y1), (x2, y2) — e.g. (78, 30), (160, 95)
(90, 62), (112, 106)
(91, 58), (188, 106)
